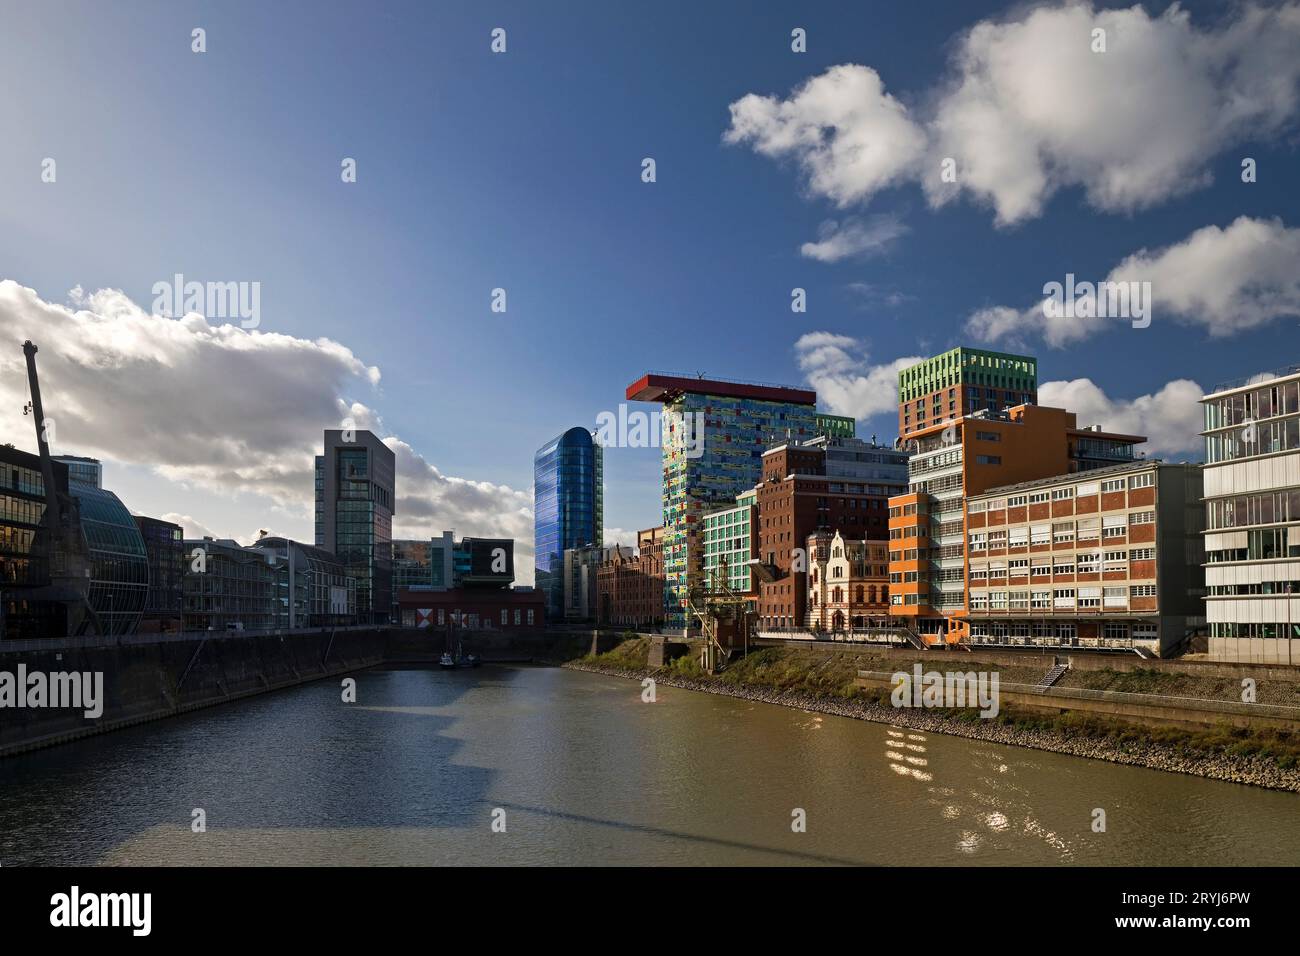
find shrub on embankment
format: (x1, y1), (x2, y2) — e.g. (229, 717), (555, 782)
(580, 640), (1300, 771)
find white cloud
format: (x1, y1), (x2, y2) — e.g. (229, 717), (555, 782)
(1040, 377), (1204, 457)
(724, 63), (927, 207)
(727, 3), (1300, 225)
(800, 215), (907, 262)
(0, 280), (537, 583)
(1108, 216), (1300, 335)
(966, 216), (1300, 348)
(793, 332), (922, 421)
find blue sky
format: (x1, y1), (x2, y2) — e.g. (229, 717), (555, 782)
(2, 0), (1298, 579)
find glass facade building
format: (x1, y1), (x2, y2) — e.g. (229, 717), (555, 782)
(1201, 365), (1300, 660)
(135, 515), (184, 633)
(662, 391), (817, 628)
(67, 479), (148, 636)
(534, 427), (603, 620)
(315, 430), (395, 624)
(0, 447), (70, 639)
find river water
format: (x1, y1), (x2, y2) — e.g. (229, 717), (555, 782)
(1, 665), (1296, 866)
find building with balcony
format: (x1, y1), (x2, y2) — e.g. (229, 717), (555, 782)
(182, 537), (277, 632)
(964, 460), (1204, 655)
(134, 515), (184, 634)
(1201, 365), (1300, 663)
(248, 536), (356, 628)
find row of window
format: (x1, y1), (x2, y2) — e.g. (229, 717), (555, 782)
(970, 585), (1156, 610)
(969, 472), (1153, 512)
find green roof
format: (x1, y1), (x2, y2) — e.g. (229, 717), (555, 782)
(898, 347), (1038, 403)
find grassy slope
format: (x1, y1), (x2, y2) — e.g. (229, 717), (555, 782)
(580, 640), (1300, 769)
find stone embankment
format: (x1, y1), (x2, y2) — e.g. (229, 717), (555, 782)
(564, 660), (1300, 793)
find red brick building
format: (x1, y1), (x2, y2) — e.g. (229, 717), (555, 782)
(756, 442), (899, 629)
(597, 526), (665, 628)
(395, 587), (546, 630)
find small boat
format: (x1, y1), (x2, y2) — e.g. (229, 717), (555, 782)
(438, 652), (456, 670)
(461, 653), (481, 668)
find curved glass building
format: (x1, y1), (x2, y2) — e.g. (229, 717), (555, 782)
(534, 427), (602, 619)
(67, 480), (148, 636)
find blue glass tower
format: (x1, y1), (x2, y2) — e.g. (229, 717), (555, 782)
(534, 427), (603, 619)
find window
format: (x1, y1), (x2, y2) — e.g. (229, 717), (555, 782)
(1103, 550), (1127, 572)
(1102, 479), (1125, 493)
(1051, 487), (1074, 500)
(1078, 587), (1101, 608)
(1053, 522), (1075, 544)
(1102, 516), (1126, 538)
(1007, 495), (1028, 507)
(1053, 588), (1076, 607)
(1029, 491), (1050, 503)
(1009, 559), (1029, 574)
(968, 500), (987, 514)
(1031, 590), (1051, 608)
(1129, 511), (1155, 525)
(1076, 552), (1100, 573)
(438, 609), (445, 625)
(976, 455), (1002, 465)
(1129, 472), (1154, 489)
(1130, 548), (1155, 561)
(1103, 587), (1127, 607)
(1032, 561), (1051, 576)
(1009, 527), (1029, 547)
(1053, 559), (1075, 575)
(501, 609), (509, 626)
(527, 609), (535, 624)
(514, 609), (521, 625)
(1130, 584), (1156, 597)
(1031, 524), (1050, 545)
(1077, 482), (1099, 496)
(969, 532), (987, 551)
(976, 431), (1001, 441)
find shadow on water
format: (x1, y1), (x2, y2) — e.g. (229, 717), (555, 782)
(0, 667), (508, 865)
(488, 800), (869, 866)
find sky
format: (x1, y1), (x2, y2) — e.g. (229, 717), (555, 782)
(1, 0), (1298, 585)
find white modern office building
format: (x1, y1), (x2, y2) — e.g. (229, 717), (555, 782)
(1200, 365), (1300, 663)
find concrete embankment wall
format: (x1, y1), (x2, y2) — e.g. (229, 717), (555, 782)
(754, 636), (1300, 681)
(0, 628), (389, 757)
(855, 671), (1300, 731)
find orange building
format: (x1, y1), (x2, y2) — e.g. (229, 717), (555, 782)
(887, 400), (1145, 644)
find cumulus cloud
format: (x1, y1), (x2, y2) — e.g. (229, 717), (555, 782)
(800, 215), (908, 262)
(0, 281), (537, 582)
(1040, 377), (1204, 457)
(966, 216), (1300, 347)
(794, 332), (923, 421)
(725, 64), (927, 207)
(727, 3), (1300, 225)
